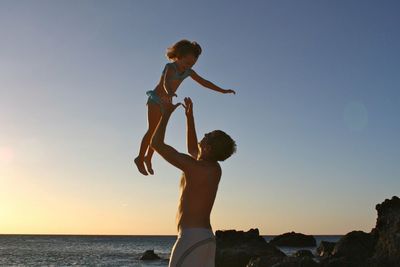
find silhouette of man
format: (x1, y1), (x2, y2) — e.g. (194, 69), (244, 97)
(151, 97), (236, 267)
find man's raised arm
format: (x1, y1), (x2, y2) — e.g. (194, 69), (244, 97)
(183, 97), (199, 159)
(150, 101), (197, 172)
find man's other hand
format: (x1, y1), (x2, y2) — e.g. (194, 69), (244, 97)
(182, 97), (193, 116)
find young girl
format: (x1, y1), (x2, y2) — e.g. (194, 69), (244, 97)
(134, 39), (236, 175)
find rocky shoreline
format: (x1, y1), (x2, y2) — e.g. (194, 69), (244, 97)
(140, 196), (400, 267)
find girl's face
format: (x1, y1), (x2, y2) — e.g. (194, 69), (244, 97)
(179, 54), (197, 69)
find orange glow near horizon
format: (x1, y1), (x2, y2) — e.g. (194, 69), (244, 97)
(1, 167), (376, 236)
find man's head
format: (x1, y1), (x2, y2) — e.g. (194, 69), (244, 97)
(198, 130), (237, 162)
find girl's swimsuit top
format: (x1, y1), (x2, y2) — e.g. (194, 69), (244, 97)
(162, 62), (193, 81)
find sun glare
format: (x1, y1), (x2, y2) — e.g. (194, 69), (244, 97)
(0, 146), (15, 164)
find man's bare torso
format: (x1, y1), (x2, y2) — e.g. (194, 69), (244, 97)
(176, 161), (221, 232)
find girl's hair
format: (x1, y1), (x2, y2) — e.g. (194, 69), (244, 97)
(166, 39), (202, 61)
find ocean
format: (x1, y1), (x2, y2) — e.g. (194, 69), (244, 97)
(0, 234), (342, 266)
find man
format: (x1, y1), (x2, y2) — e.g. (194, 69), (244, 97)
(150, 97), (236, 267)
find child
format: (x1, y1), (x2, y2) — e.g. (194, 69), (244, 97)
(134, 39), (236, 175)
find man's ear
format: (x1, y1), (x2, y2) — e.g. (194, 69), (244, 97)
(204, 144), (212, 155)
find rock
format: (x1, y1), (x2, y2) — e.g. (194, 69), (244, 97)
(246, 255), (284, 267)
(216, 228), (286, 267)
(269, 232), (317, 247)
(293, 249), (315, 258)
(316, 241), (336, 257)
(297, 257), (320, 267)
(331, 230), (375, 265)
(219, 196), (400, 267)
(271, 256), (320, 267)
(370, 196), (400, 267)
(248, 256), (320, 267)
(216, 228), (265, 245)
(139, 249), (161, 260)
(318, 196), (400, 267)
(319, 256), (348, 267)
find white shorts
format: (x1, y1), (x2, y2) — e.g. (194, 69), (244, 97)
(168, 227), (216, 267)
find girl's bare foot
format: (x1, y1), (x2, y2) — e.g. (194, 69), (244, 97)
(144, 156), (154, 175)
(134, 157), (148, 176)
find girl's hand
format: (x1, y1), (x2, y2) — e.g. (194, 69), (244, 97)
(161, 92), (177, 103)
(224, 89), (236, 95)
(168, 92), (178, 98)
(161, 95), (173, 103)
(182, 97), (193, 116)
(160, 101), (181, 115)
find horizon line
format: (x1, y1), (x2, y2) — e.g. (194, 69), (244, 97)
(0, 233), (346, 236)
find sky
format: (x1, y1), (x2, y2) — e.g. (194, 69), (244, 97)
(0, 0), (399, 235)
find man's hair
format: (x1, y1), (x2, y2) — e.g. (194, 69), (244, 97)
(206, 130), (237, 162)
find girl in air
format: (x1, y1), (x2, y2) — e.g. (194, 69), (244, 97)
(134, 39), (236, 175)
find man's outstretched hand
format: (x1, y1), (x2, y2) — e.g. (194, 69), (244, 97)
(182, 97), (193, 116)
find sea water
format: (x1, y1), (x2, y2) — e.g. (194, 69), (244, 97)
(0, 234), (342, 266)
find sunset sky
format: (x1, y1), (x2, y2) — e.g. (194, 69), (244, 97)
(1, 0), (399, 235)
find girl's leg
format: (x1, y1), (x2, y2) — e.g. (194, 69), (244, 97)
(134, 102), (161, 175)
(143, 103), (162, 174)
(144, 144), (156, 174)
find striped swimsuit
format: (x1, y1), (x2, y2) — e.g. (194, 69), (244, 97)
(146, 62), (193, 105)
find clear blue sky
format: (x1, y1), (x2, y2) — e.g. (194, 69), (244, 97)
(1, 0), (399, 235)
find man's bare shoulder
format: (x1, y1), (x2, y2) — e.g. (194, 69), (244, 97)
(210, 162), (221, 177)
(184, 161), (221, 182)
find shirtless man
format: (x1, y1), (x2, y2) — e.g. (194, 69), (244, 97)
(150, 97), (236, 267)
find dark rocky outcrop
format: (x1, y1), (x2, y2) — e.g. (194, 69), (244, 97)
(270, 256), (319, 267)
(216, 228), (286, 267)
(319, 257), (347, 267)
(320, 196), (399, 267)
(269, 232), (317, 247)
(139, 249), (161, 260)
(216, 196), (399, 267)
(369, 195), (400, 267)
(293, 249), (315, 258)
(316, 241), (336, 257)
(246, 255), (286, 267)
(330, 230), (375, 265)
(216, 228), (266, 245)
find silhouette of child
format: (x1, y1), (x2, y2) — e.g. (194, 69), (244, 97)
(134, 39), (236, 175)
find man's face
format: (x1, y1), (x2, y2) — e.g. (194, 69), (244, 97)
(198, 133), (212, 155)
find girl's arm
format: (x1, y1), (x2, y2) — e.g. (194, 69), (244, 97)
(189, 70), (236, 94)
